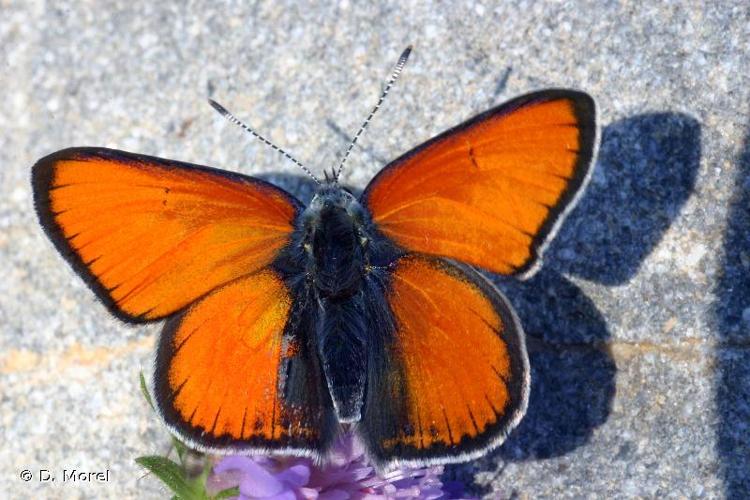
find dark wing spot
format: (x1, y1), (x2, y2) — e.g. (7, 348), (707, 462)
(485, 394), (499, 414)
(240, 408), (248, 439)
(402, 422), (415, 437)
(467, 406), (480, 435)
(468, 145), (479, 169)
(210, 408), (222, 434)
(442, 408), (455, 445)
(429, 424), (439, 439)
(253, 417), (265, 431)
(491, 364), (509, 384)
(172, 377), (189, 399)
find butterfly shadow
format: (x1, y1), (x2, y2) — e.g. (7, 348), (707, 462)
(713, 123), (750, 498)
(258, 111), (701, 495)
(446, 112), (702, 494)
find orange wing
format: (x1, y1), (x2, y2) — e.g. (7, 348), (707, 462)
(362, 90), (597, 278)
(32, 147), (301, 322)
(154, 269), (334, 454)
(360, 255), (529, 467)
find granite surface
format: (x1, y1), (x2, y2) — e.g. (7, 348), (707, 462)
(2, 1), (749, 498)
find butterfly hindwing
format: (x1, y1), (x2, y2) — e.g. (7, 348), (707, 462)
(154, 268), (335, 455)
(362, 89), (597, 278)
(359, 254), (529, 468)
(32, 147), (301, 322)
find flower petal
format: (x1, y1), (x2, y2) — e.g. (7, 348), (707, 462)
(277, 463), (311, 487)
(237, 461), (284, 497)
(208, 432), (462, 499)
(264, 492), (297, 500)
(318, 489), (352, 500)
(215, 456), (259, 475)
(299, 487), (320, 499)
(205, 469), (243, 496)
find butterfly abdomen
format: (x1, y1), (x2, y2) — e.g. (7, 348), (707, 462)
(316, 295), (368, 422)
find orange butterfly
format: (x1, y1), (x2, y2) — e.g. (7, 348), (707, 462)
(32, 48), (597, 469)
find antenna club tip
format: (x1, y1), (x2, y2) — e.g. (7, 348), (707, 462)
(207, 98), (227, 115)
(400, 46), (413, 61)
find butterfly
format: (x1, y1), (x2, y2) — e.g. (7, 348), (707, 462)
(31, 47), (597, 470)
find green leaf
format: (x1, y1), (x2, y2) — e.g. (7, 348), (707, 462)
(172, 436), (189, 465)
(213, 486), (240, 499)
(136, 455), (207, 500)
(139, 371), (155, 411)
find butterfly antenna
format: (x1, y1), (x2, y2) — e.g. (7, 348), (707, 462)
(333, 46), (412, 183)
(208, 99), (321, 185)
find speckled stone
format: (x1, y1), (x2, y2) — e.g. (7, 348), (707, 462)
(2, 1), (749, 498)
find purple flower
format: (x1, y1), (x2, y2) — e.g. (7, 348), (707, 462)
(205, 433), (473, 499)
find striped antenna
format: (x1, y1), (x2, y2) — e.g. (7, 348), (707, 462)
(333, 46), (412, 183)
(208, 99), (320, 184)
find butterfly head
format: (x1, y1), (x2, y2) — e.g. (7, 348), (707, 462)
(307, 185), (361, 215)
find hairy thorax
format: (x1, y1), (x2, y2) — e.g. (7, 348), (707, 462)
(301, 186), (370, 300)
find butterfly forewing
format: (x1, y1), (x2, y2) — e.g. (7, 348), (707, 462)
(362, 89), (597, 278)
(32, 147), (301, 321)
